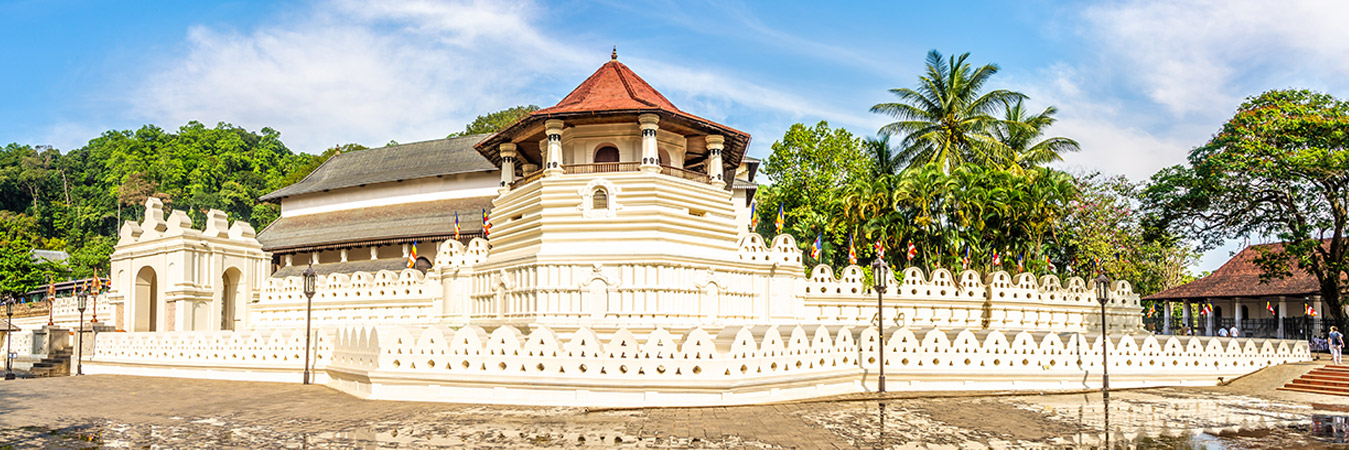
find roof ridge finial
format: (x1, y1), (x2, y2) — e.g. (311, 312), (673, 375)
(611, 45), (617, 61)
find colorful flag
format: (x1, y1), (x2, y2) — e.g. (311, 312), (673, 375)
(482, 208), (491, 238)
(407, 241), (418, 269)
(1016, 252), (1024, 272)
(775, 204), (784, 235)
(749, 199), (759, 231)
(1148, 303), (1156, 316)
(906, 242), (917, 261)
(811, 233), (823, 261)
(961, 246), (970, 270)
(1045, 255), (1057, 273)
(1266, 301), (1276, 315)
(454, 212), (461, 240)
(848, 233), (857, 266)
(873, 237), (885, 259)
(1201, 302), (1212, 315)
(1306, 303), (1318, 316)
(992, 249), (1002, 267)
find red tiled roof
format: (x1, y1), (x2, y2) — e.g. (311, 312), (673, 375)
(533, 59), (680, 115)
(1146, 242), (1322, 300)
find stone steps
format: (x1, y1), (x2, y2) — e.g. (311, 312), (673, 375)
(1278, 364), (1349, 397)
(28, 349), (72, 377)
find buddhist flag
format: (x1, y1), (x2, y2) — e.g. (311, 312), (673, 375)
(1148, 303), (1156, 316)
(848, 233), (857, 266)
(454, 212), (461, 240)
(407, 241), (418, 269)
(1045, 255), (1057, 273)
(749, 199), (759, 231)
(811, 233), (823, 261)
(1016, 252), (1024, 272)
(775, 204), (784, 235)
(1267, 301), (1276, 315)
(1306, 303), (1318, 316)
(1201, 303), (1212, 315)
(992, 249), (1001, 267)
(873, 237), (885, 259)
(961, 246), (970, 270)
(482, 208), (491, 238)
(906, 242), (917, 261)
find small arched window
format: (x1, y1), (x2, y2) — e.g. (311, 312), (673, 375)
(593, 187), (609, 210)
(594, 146), (620, 163)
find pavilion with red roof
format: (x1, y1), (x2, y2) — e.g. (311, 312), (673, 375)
(1147, 242), (1326, 340)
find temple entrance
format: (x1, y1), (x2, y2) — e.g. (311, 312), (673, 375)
(221, 268), (241, 331)
(134, 266), (158, 332)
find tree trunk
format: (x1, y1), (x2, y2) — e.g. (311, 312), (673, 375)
(1323, 278), (1345, 334)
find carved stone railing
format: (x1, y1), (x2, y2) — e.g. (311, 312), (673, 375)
(660, 165), (711, 183)
(563, 161), (640, 174)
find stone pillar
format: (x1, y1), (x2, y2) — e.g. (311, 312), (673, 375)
(370, 247), (378, 260)
(544, 120), (564, 176)
(499, 143), (517, 192)
(340, 249), (348, 263)
(1234, 299), (1243, 335)
(706, 135), (725, 189)
(1163, 301), (1172, 335)
(1183, 300), (1192, 333)
(284, 254), (293, 267)
(639, 114), (660, 173)
(1278, 296), (1287, 339)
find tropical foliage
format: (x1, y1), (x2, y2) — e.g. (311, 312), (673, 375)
(1143, 89), (1349, 327)
(754, 50), (1189, 297)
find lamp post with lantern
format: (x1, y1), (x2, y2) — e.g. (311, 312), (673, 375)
(870, 258), (890, 393)
(5, 297), (14, 380)
(76, 285), (87, 376)
(1095, 274), (1111, 400)
(302, 264), (317, 385)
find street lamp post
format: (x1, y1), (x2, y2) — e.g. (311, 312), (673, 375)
(871, 258), (890, 393)
(5, 297), (14, 380)
(302, 264), (317, 385)
(76, 287), (87, 376)
(1095, 274), (1111, 400)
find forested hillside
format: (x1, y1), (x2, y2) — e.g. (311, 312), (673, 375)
(0, 121), (339, 285)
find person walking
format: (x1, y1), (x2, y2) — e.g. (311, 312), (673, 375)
(1330, 326), (1344, 365)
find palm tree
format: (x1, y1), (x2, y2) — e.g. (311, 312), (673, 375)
(871, 50), (1025, 172)
(992, 99), (1081, 171)
(864, 134), (901, 176)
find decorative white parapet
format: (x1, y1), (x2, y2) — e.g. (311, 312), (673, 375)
(83, 328), (334, 384)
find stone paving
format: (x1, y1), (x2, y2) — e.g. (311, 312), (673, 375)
(3, 360), (1349, 448)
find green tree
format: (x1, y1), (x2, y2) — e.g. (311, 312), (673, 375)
(870, 50), (1024, 172)
(448, 105), (540, 137)
(1143, 89), (1349, 327)
(992, 99), (1080, 171)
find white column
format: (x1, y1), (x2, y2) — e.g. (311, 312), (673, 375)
(1234, 299), (1243, 335)
(544, 119), (564, 176)
(370, 247), (378, 260)
(706, 135), (726, 189)
(1183, 300), (1192, 333)
(284, 254), (293, 267)
(340, 249), (348, 263)
(1278, 296), (1287, 339)
(1163, 301), (1172, 335)
(310, 252), (319, 265)
(639, 113), (660, 173)
(499, 143), (517, 192)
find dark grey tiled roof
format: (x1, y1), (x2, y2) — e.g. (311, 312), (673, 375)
(255, 197), (494, 251)
(260, 134), (497, 201)
(272, 258), (413, 278)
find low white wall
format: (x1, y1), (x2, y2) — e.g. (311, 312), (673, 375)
(81, 324), (1311, 407)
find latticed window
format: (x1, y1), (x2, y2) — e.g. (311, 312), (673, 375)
(593, 188), (608, 210)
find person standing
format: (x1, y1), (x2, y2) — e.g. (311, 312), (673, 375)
(1330, 326), (1344, 365)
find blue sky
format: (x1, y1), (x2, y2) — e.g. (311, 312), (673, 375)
(3, 0), (1348, 271)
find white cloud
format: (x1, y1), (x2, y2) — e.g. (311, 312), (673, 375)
(132, 0), (592, 153)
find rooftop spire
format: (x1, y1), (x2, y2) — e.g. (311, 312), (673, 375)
(611, 45), (617, 61)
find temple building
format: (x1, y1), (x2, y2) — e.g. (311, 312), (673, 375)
(1147, 242), (1328, 339)
(4, 53), (1308, 407)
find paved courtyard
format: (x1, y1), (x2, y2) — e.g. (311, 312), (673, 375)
(3, 360), (1349, 449)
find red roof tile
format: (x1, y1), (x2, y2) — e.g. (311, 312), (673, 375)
(533, 59), (680, 115)
(1146, 242), (1322, 300)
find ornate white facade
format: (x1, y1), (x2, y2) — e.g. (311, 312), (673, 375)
(68, 56), (1312, 406)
